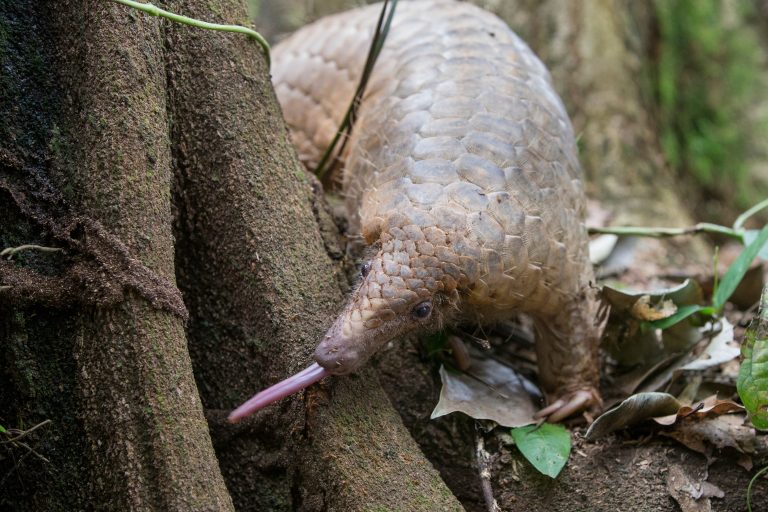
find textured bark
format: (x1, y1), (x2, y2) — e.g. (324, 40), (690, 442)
(52, 1), (233, 509)
(1, 1), (232, 509)
(164, 0), (460, 509)
(0, 2), (88, 508)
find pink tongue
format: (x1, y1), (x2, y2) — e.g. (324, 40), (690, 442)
(228, 363), (328, 423)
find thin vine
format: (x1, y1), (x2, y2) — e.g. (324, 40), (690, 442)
(589, 198), (768, 243)
(111, 0), (270, 66)
(314, 0), (399, 180)
(747, 464), (768, 512)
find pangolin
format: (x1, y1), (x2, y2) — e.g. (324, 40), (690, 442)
(229, 0), (602, 423)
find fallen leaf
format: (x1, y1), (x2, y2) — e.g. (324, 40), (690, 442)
(653, 395), (744, 426)
(586, 392), (681, 440)
(666, 464), (722, 512)
(607, 318), (738, 398)
(431, 354), (541, 427)
(589, 234), (618, 264)
(602, 279), (703, 367)
(602, 279), (704, 316)
(737, 453), (754, 471)
(661, 414), (768, 456)
(680, 320), (739, 372)
(632, 296), (677, 321)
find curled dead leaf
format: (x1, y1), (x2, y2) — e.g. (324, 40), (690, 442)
(586, 392), (682, 440)
(653, 395), (745, 426)
(631, 295), (677, 321)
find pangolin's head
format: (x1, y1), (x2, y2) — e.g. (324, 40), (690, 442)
(315, 243), (452, 374)
(229, 225), (462, 422)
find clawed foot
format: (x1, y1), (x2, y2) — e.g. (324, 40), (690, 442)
(533, 388), (601, 423)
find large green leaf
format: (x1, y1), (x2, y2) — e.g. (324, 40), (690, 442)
(737, 285), (768, 430)
(510, 423), (571, 478)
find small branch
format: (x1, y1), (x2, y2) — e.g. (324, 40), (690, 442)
(1, 419), (52, 444)
(110, 0), (270, 66)
(15, 440), (52, 465)
(734, 197), (768, 230)
(1, 244), (63, 260)
(588, 222), (742, 240)
(475, 427), (501, 512)
(315, 0), (399, 179)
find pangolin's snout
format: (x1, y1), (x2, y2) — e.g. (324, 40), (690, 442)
(313, 320), (366, 375)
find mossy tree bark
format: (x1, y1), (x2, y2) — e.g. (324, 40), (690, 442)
(2, 0), (233, 509)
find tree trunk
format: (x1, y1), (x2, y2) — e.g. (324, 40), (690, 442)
(1, 0), (460, 509)
(1, 1), (233, 509)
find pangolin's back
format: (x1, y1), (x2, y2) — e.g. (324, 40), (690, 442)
(272, 0), (592, 319)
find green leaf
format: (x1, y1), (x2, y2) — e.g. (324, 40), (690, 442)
(743, 229), (768, 261)
(713, 224), (768, 311)
(0, 424), (5, 433)
(510, 423), (571, 478)
(737, 288), (768, 430)
(649, 304), (705, 330)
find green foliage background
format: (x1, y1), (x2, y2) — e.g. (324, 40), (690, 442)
(655, 0), (768, 221)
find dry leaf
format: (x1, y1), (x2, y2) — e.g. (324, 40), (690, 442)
(653, 395), (744, 426)
(666, 464), (722, 512)
(631, 295), (677, 321)
(679, 320), (739, 372)
(586, 392), (682, 440)
(661, 415), (768, 456)
(431, 354), (541, 427)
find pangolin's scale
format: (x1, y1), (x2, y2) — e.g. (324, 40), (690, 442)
(271, 0), (599, 397)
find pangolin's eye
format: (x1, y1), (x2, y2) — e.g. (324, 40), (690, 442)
(412, 301), (432, 320)
(360, 261), (372, 278)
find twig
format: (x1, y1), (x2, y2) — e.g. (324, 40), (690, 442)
(2, 419), (52, 444)
(15, 440), (52, 465)
(475, 427), (501, 512)
(734, 197), (768, 230)
(315, 0), (399, 179)
(1, 244), (63, 260)
(110, 0), (270, 66)
(588, 222), (742, 240)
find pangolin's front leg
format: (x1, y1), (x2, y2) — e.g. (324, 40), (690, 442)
(533, 287), (603, 422)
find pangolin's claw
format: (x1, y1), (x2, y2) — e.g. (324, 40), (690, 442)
(534, 388), (600, 423)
